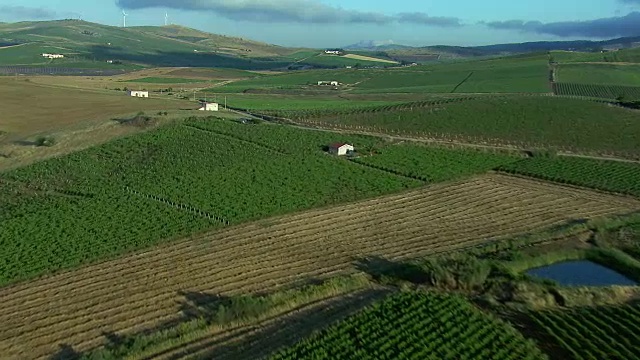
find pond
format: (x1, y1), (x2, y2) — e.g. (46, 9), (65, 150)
(527, 260), (638, 286)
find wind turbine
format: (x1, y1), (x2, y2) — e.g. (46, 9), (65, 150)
(165, 12), (169, 26)
(122, 10), (128, 28)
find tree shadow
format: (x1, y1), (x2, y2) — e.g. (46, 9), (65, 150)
(178, 290), (234, 321)
(354, 255), (430, 284)
(49, 344), (81, 360)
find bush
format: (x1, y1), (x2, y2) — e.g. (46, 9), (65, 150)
(35, 136), (56, 147)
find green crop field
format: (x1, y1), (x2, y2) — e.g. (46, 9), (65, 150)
(498, 157), (640, 197)
(0, 118), (422, 285)
(526, 304), (640, 359)
(271, 291), (547, 360)
(215, 54), (550, 94)
(291, 96), (640, 157)
(553, 83), (640, 100)
(226, 96), (404, 111)
(123, 77), (207, 84)
(556, 64), (640, 86)
(353, 145), (520, 182)
(551, 48), (640, 64)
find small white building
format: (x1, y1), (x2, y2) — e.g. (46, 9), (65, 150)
(199, 102), (219, 111)
(42, 53), (64, 59)
(329, 143), (355, 156)
(318, 80), (340, 86)
(129, 90), (149, 98)
(325, 50), (342, 55)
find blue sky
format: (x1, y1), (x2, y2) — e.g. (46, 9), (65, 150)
(1, 0), (640, 47)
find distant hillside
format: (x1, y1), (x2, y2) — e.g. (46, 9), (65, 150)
(346, 36), (640, 64)
(0, 20), (302, 70)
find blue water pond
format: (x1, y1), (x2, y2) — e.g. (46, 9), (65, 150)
(527, 260), (638, 287)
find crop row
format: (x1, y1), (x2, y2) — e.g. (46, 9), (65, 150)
(270, 291), (548, 360)
(498, 157), (640, 198)
(254, 96), (487, 119)
(528, 304), (640, 359)
(284, 96), (640, 157)
(352, 145), (520, 183)
(3, 174), (633, 358)
(553, 82), (640, 100)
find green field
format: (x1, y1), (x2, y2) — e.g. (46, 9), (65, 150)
(215, 55), (550, 94)
(551, 48), (640, 64)
(556, 64), (640, 86)
(553, 83), (640, 100)
(353, 145), (520, 182)
(123, 77), (207, 84)
(526, 304), (640, 359)
(498, 157), (640, 197)
(0, 118), (424, 285)
(224, 95), (406, 111)
(271, 291), (547, 360)
(0, 20), (296, 69)
(291, 96), (640, 156)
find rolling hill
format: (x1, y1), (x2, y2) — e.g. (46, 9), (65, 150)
(0, 20), (398, 71)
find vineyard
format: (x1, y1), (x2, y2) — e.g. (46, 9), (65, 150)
(352, 144), (520, 182)
(527, 303), (640, 359)
(1, 174), (638, 358)
(270, 291), (548, 360)
(498, 157), (640, 197)
(279, 96), (640, 157)
(553, 82), (640, 100)
(0, 120), (421, 286)
(555, 64), (640, 87)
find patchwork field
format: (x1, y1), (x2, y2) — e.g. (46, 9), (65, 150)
(1, 174), (638, 358)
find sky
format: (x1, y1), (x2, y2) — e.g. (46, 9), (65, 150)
(1, 0), (640, 47)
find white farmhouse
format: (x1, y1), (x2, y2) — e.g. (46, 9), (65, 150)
(41, 53), (64, 59)
(129, 90), (149, 98)
(329, 143), (355, 156)
(199, 102), (219, 111)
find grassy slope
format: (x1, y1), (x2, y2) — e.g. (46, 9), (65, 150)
(0, 20), (299, 69)
(556, 63), (640, 86)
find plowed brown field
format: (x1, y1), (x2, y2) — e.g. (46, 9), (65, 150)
(1, 174), (639, 359)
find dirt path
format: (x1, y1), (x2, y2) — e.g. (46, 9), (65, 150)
(1, 174), (638, 359)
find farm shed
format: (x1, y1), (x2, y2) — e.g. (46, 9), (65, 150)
(317, 81), (340, 86)
(199, 102), (219, 111)
(329, 143), (355, 156)
(129, 90), (149, 98)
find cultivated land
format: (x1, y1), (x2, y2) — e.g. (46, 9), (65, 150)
(0, 77), (188, 138)
(2, 24), (640, 359)
(1, 174), (639, 358)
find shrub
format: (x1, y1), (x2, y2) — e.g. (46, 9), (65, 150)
(35, 136), (56, 147)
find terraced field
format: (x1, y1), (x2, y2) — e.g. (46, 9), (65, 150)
(1, 174), (639, 359)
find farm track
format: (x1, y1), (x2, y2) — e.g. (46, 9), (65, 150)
(1, 174), (639, 359)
